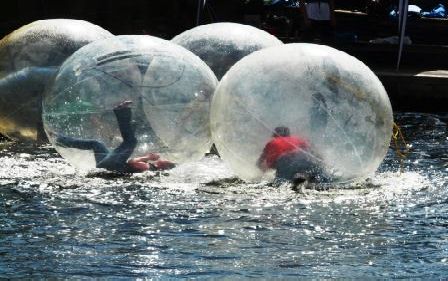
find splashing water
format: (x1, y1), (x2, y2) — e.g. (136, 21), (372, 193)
(0, 112), (447, 278)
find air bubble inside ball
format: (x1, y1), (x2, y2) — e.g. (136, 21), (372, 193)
(172, 22), (283, 79)
(43, 35), (217, 170)
(211, 43), (393, 182)
(0, 19), (113, 140)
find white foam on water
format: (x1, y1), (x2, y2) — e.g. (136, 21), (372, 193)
(0, 142), (444, 210)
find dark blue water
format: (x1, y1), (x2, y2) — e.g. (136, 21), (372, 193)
(1, 112), (447, 278)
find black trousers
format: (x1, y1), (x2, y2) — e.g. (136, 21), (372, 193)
(56, 107), (138, 173)
(275, 151), (329, 182)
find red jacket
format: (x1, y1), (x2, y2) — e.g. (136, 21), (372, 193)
(260, 136), (310, 169)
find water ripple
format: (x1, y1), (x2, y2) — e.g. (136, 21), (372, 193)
(0, 112), (447, 278)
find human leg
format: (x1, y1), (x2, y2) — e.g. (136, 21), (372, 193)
(275, 151), (324, 182)
(55, 135), (109, 164)
(97, 103), (137, 172)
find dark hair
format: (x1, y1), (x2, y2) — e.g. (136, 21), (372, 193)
(273, 126), (290, 137)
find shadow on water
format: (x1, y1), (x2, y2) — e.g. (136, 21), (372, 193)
(0, 112), (447, 278)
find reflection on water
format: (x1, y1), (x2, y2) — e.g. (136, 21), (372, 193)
(0, 112), (447, 278)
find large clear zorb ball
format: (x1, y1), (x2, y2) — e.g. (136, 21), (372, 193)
(172, 22), (283, 79)
(43, 35), (217, 170)
(211, 43), (393, 182)
(0, 19), (112, 141)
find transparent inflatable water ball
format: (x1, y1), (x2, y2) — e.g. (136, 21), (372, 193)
(211, 43), (393, 182)
(43, 35), (217, 170)
(0, 19), (112, 140)
(172, 22), (283, 79)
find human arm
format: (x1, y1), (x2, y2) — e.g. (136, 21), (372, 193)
(126, 153), (159, 172)
(131, 152), (160, 162)
(153, 160), (176, 170)
(127, 158), (150, 171)
(127, 153), (175, 172)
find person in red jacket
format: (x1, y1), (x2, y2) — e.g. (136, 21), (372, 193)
(257, 126), (326, 183)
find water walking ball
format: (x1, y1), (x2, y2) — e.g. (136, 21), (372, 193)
(0, 19), (113, 141)
(211, 43), (393, 182)
(171, 22), (283, 79)
(43, 35), (218, 170)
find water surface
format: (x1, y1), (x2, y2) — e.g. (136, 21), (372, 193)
(0, 112), (447, 278)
